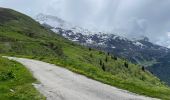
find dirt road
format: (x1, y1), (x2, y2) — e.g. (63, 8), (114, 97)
(7, 57), (158, 100)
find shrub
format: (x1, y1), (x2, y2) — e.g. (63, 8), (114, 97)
(90, 53), (93, 58)
(111, 56), (117, 60)
(89, 48), (92, 51)
(142, 66), (145, 71)
(99, 59), (102, 66)
(107, 52), (110, 56)
(124, 62), (128, 68)
(102, 63), (105, 71)
(0, 71), (15, 81)
(99, 51), (102, 54)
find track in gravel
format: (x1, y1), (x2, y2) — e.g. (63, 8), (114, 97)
(6, 57), (159, 100)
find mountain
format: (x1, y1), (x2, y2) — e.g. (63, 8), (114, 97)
(36, 14), (169, 66)
(35, 14), (170, 86)
(1, 8), (170, 99)
(36, 13), (99, 35)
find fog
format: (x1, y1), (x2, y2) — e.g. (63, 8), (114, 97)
(1, 0), (170, 47)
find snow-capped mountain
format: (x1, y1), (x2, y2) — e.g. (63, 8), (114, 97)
(36, 13), (99, 35)
(35, 14), (170, 85)
(35, 14), (169, 65)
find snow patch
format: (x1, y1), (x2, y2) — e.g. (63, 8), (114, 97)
(133, 41), (144, 47)
(111, 46), (116, 49)
(86, 39), (94, 44)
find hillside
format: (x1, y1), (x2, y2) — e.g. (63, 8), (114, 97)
(0, 8), (170, 99)
(0, 57), (45, 100)
(36, 13), (170, 86)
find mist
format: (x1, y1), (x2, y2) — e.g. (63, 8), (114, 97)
(1, 0), (170, 47)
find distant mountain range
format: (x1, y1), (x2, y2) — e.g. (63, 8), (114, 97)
(35, 13), (170, 85)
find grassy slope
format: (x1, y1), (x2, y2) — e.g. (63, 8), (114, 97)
(0, 8), (170, 99)
(0, 57), (45, 100)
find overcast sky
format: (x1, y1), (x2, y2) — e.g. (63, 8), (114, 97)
(0, 0), (170, 47)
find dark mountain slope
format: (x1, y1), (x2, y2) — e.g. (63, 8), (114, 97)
(147, 52), (170, 85)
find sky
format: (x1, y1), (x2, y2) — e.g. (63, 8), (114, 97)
(0, 0), (170, 47)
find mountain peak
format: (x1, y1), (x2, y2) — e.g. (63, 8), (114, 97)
(35, 13), (100, 35)
(36, 13), (64, 23)
(35, 13), (68, 28)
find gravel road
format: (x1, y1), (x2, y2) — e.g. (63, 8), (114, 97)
(6, 57), (159, 100)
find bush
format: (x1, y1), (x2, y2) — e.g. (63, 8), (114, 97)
(107, 52), (110, 56)
(99, 59), (102, 66)
(90, 53), (93, 58)
(102, 63), (105, 71)
(111, 56), (117, 60)
(142, 66), (145, 71)
(99, 51), (104, 54)
(124, 62), (128, 68)
(0, 71), (15, 81)
(89, 48), (92, 51)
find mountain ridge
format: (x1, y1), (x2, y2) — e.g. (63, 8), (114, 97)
(35, 14), (169, 65)
(35, 13), (170, 86)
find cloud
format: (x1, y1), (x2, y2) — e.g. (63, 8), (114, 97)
(0, 0), (170, 47)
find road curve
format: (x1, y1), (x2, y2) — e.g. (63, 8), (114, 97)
(6, 57), (159, 100)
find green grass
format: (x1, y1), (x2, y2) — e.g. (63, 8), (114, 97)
(36, 45), (170, 100)
(0, 7), (170, 100)
(0, 57), (45, 100)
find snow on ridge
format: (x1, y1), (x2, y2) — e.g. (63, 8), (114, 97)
(36, 13), (158, 50)
(112, 46), (116, 49)
(36, 14), (133, 42)
(133, 41), (144, 47)
(35, 13), (101, 35)
(86, 38), (94, 44)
